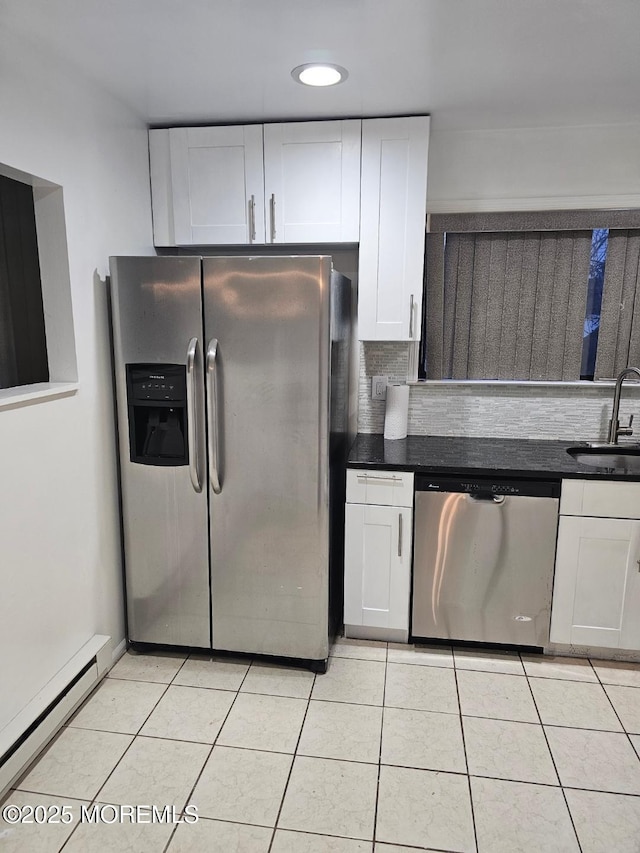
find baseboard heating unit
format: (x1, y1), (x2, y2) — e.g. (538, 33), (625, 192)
(0, 635), (112, 800)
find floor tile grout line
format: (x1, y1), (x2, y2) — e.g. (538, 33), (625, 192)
(266, 669), (316, 853)
(555, 784), (640, 798)
(168, 651), (191, 686)
(106, 651), (190, 686)
(590, 661), (640, 752)
(370, 645), (388, 848)
(465, 774), (640, 797)
(523, 667), (567, 787)
(453, 666), (479, 853)
(540, 720), (640, 747)
(6, 789), (91, 804)
(588, 656), (640, 691)
(161, 661), (255, 853)
(18, 756), (640, 803)
(74, 673), (170, 729)
(74, 674), (172, 741)
(64, 686), (317, 740)
(522, 664), (583, 853)
(56, 736), (141, 852)
(52, 712), (638, 759)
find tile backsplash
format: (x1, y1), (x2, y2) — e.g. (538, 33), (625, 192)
(357, 342), (640, 441)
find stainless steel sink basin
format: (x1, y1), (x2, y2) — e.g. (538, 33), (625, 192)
(567, 444), (640, 471)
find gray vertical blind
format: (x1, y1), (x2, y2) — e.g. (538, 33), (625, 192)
(594, 230), (640, 379)
(425, 230), (592, 380)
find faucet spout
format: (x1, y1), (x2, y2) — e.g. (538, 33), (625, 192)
(607, 367), (640, 444)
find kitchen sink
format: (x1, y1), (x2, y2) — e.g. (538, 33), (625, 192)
(566, 443), (640, 472)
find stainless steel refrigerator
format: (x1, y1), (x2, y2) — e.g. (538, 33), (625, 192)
(109, 255), (352, 670)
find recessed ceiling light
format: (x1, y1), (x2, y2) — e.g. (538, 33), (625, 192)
(291, 63), (348, 87)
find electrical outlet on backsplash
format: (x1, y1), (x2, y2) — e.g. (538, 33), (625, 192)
(358, 342), (409, 433)
(357, 342), (640, 440)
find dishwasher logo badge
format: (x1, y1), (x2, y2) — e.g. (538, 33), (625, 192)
(513, 615), (533, 622)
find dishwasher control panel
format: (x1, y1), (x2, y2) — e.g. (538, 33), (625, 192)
(416, 475), (561, 499)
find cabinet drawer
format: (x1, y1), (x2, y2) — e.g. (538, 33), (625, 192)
(561, 479), (640, 519)
(346, 469), (414, 507)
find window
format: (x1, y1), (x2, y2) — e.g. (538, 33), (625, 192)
(581, 228), (608, 379)
(421, 211), (640, 382)
(0, 174), (48, 388)
(0, 163), (77, 402)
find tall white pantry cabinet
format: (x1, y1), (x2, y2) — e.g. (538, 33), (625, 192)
(358, 116), (430, 342)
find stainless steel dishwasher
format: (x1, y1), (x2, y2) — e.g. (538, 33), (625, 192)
(412, 475), (560, 647)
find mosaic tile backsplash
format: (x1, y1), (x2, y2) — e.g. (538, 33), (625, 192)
(357, 342), (640, 441)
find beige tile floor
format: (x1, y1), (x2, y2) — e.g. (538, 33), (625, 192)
(2, 640), (640, 852)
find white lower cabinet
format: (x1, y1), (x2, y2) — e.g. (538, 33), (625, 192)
(550, 481), (640, 650)
(344, 470), (414, 642)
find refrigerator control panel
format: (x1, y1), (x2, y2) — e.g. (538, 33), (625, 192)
(127, 364), (186, 403)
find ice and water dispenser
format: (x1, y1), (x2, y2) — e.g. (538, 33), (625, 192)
(126, 364), (188, 465)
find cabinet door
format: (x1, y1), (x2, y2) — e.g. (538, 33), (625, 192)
(358, 116), (430, 340)
(150, 126), (265, 246)
(344, 503), (412, 635)
(263, 120), (361, 243)
(550, 516), (640, 649)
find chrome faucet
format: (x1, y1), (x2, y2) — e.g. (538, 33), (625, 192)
(607, 367), (640, 444)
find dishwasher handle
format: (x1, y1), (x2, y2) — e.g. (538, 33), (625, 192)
(469, 492), (506, 504)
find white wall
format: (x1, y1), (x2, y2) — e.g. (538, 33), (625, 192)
(427, 121), (640, 212)
(0, 39), (153, 731)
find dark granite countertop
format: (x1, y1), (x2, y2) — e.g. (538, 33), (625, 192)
(348, 434), (640, 481)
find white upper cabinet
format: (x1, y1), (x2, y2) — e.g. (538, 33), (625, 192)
(150, 125), (265, 246)
(358, 116), (430, 341)
(149, 120), (361, 247)
(263, 120), (361, 244)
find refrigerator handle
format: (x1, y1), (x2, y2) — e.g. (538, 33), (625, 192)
(186, 337), (203, 493)
(270, 193), (276, 243)
(206, 338), (222, 495)
(249, 194), (256, 243)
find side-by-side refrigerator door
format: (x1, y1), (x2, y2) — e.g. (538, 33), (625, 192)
(202, 255), (331, 662)
(110, 256), (210, 648)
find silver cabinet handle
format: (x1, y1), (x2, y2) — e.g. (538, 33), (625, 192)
(398, 512), (403, 557)
(270, 193), (276, 243)
(409, 294), (415, 338)
(186, 338), (202, 493)
(206, 338), (222, 495)
(356, 473), (403, 482)
(248, 195), (256, 243)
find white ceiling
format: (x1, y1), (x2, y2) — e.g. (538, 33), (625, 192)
(4, 0), (640, 131)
